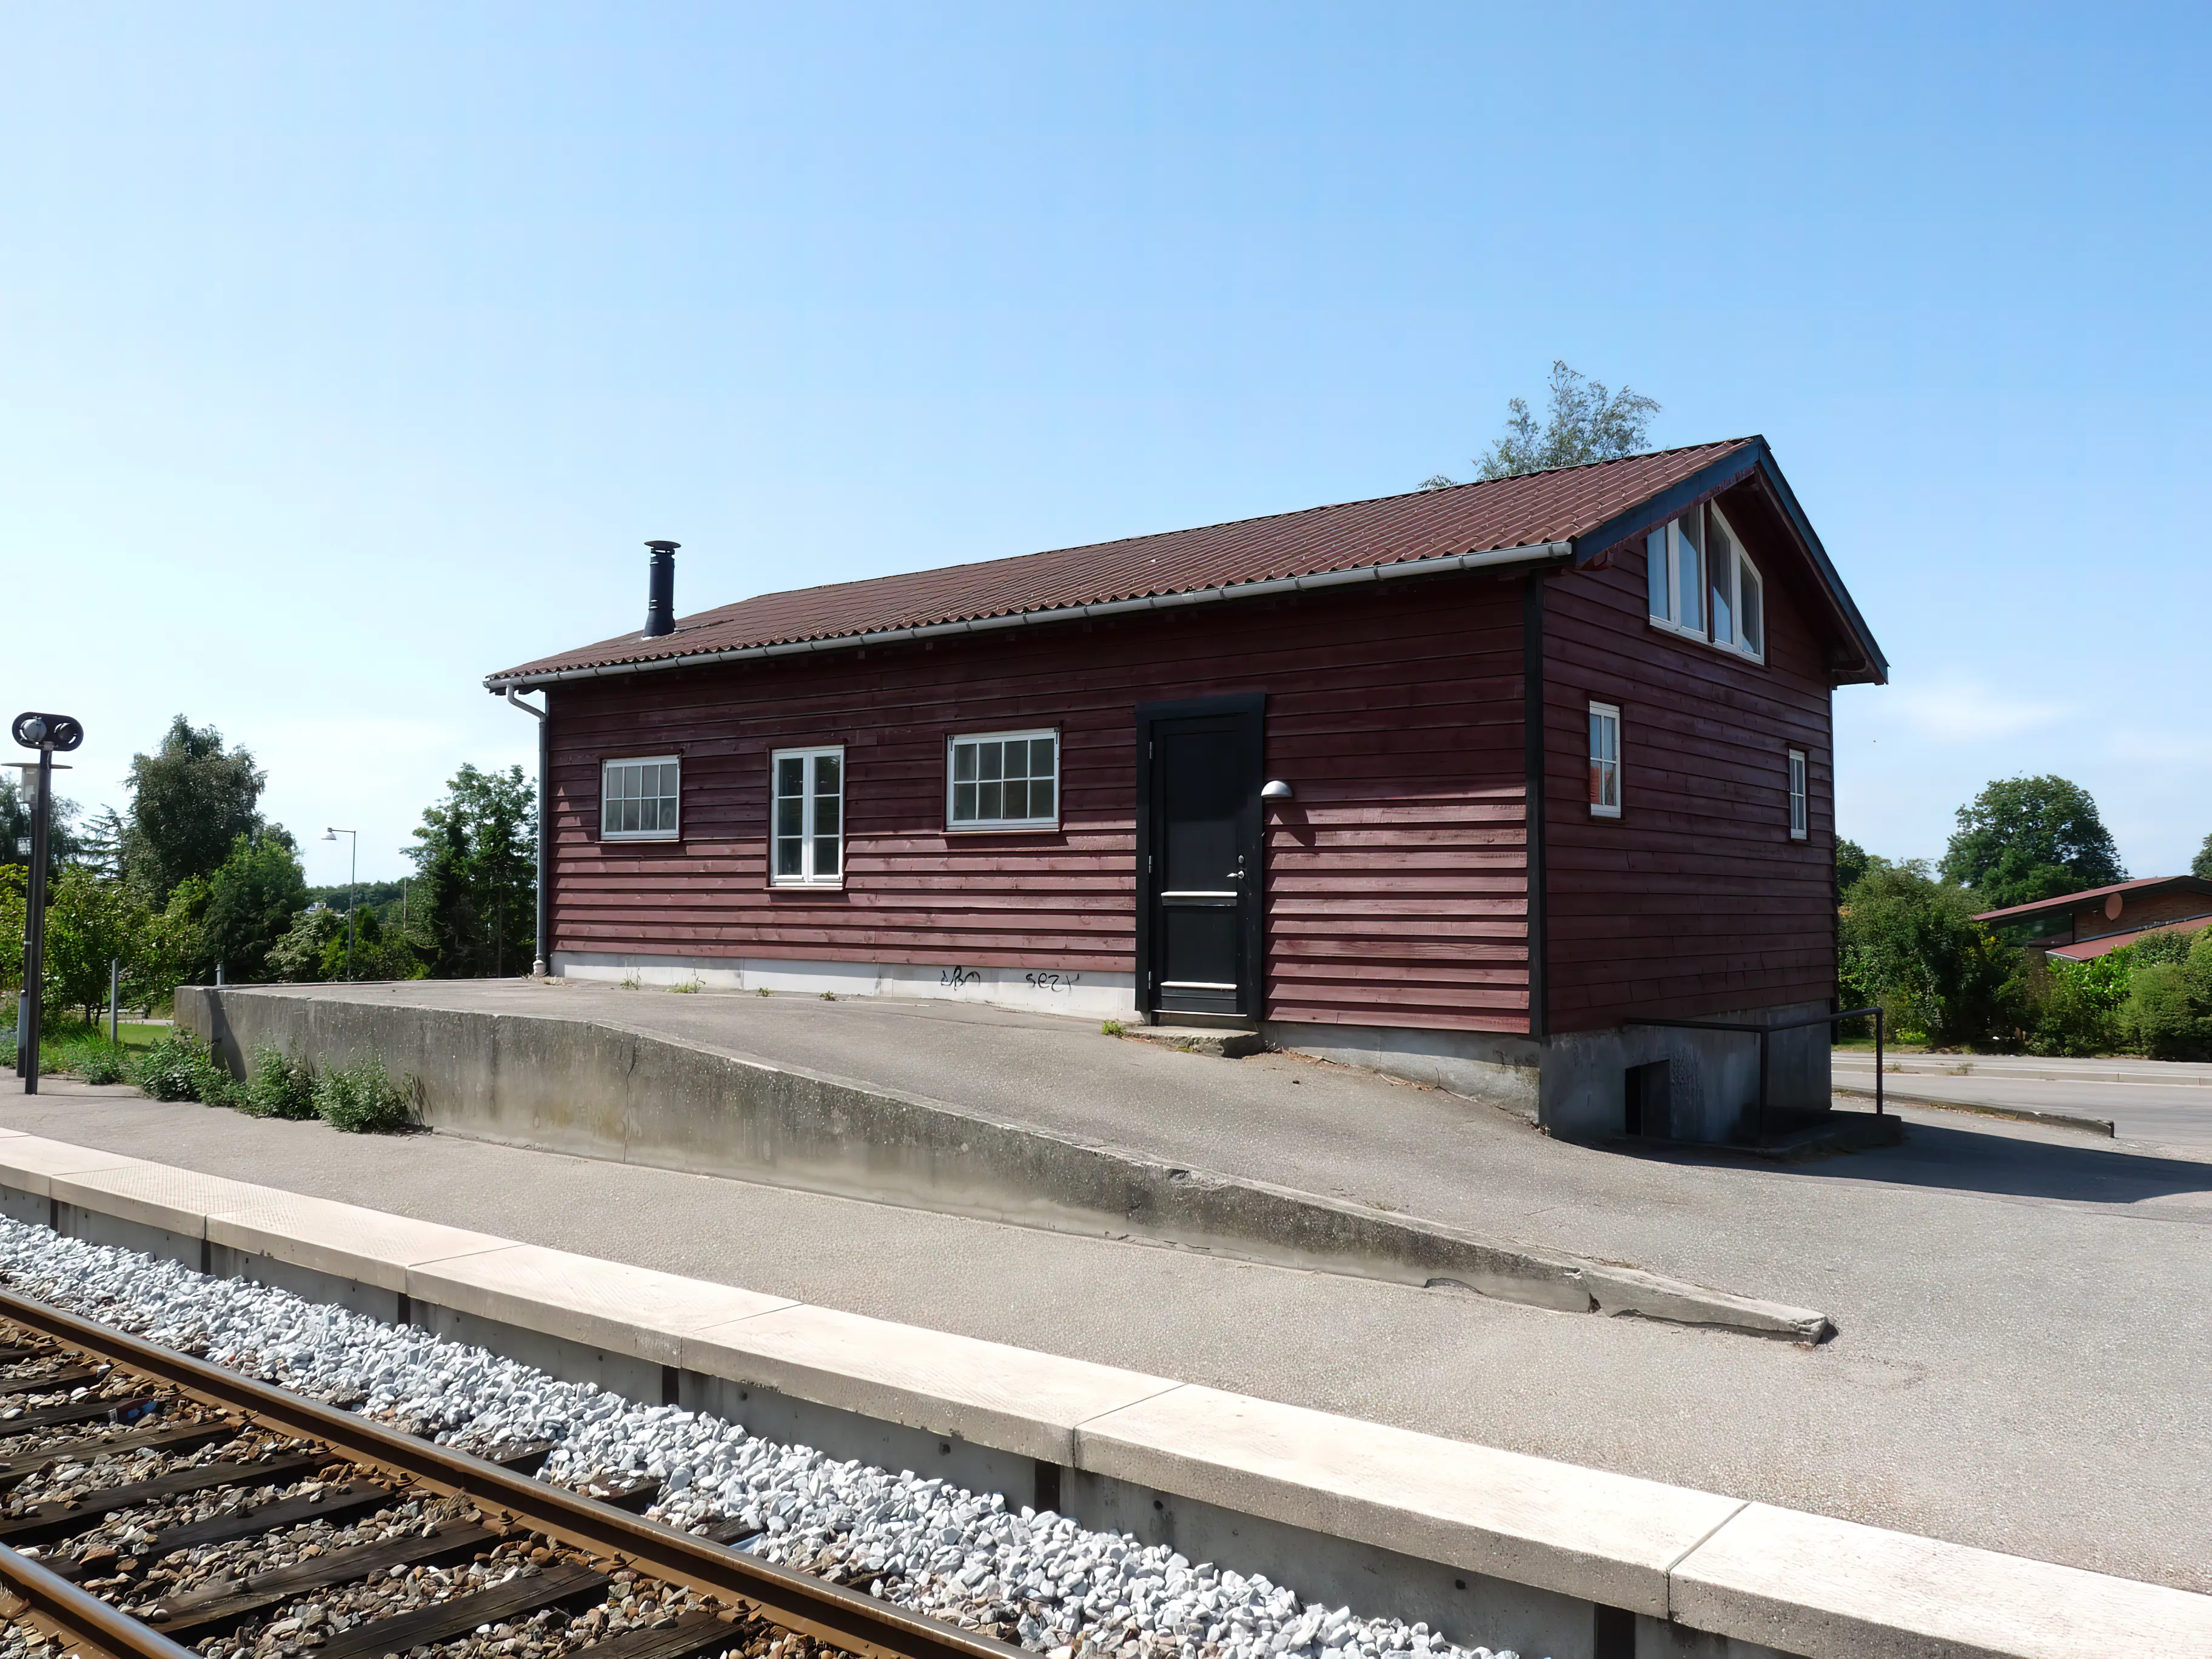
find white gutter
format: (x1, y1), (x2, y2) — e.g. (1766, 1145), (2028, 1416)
(485, 539), (1575, 692)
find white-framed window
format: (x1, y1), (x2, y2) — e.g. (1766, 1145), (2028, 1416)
(771, 746), (843, 885)
(1788, 748), (1808, 840)
(947, 729), (1059, 830)
(1588, 702), (1621, 819)
(1647, 501), (1763, 663)
(601, 756), (681, 841)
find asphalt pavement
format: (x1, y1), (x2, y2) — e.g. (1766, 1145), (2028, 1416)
(1832, 1051), (2212, 1146)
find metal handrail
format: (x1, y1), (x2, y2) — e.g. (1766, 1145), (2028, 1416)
(1626, 1005), (1883, 1148)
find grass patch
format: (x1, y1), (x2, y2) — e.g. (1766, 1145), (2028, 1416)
(53, 1034), (132, 1084)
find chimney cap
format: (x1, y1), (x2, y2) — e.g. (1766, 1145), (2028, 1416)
(645, 540), (681, 552)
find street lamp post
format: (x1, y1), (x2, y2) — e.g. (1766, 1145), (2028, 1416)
(11, 712), (85, 1096)
(323, 828), (358, 980)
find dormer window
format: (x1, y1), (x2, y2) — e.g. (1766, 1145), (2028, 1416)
(1647, 502), (1764, 663)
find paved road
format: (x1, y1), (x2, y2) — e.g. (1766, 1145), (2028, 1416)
(1832, 1051), (2212, 1146)
(6, 1056), (2212, 1598)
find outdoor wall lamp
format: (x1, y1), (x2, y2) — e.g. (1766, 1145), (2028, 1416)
(1261, 780), (1295, 801)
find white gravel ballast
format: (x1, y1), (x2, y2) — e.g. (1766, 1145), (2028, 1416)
(0, 1219), (1540, 1659)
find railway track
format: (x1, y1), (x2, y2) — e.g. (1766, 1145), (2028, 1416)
(0, 1289), (1021, 1659)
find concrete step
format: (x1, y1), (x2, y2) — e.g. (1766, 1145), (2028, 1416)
(1121, 1024), (1265, 1059)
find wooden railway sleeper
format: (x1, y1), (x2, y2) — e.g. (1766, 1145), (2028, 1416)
(0, 1292), (1027, 1659)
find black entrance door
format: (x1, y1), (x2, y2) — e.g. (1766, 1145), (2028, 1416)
(1136, 694), (1264, 1021)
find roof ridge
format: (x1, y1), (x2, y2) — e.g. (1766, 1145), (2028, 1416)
(665, 436), (1757, 632)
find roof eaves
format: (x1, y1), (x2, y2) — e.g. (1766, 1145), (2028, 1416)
(1746, 438), (1890, 686)
(1565, 441), (1761, 568)
(1973, 874), (2212, 924)
(1566, 437), (1888, 687)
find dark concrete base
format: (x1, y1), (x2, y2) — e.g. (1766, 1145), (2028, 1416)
(1121, 1026), (1267, 1059)
(1609, 1110), (1906, 1165)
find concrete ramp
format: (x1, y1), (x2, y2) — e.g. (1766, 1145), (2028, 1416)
(178, 984), (1832, 1342)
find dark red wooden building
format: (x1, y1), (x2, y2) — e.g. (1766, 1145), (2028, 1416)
(489, 438), (1886, 1141)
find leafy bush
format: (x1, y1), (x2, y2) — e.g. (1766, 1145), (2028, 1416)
(312, 1054), (413, 1133)
(2123, 965), (2212, 1061)
(130, 1030), (239, 1105)
(241, 1045), (318, 1120)
(56, 1035), (131, 1085)
(2190, 930), (2212, 1004)
(1840, 862), (2022, 1048)
(2029, 956), (2130, 1057)
(2127, 926), (2204, 970)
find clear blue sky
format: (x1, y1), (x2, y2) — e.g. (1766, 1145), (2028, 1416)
(4, 3), (2205, 886)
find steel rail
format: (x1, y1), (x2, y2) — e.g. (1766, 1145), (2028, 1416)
(0, 1539), (203, 1659)
(0, 1287), (1024, 1659)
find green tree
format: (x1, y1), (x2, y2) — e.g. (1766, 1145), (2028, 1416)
(0, 865), (24, 1006)
(1940, 776), (2125, 911)
(41, 865), (150, 1022)
(1424, 361), (1661, 489)
(408, 763), (536, 979)
(2193, 831), (2212, 880)
(267, 906), (340, 982)
(197, 831), (308, 983)
(123, 716), (267, 902)
(1835, 837), (1871, 903)
(1839, 861), (2021, 1047)
(78, 808), (127, 882)
(1, 773), (82, 873)
(141, 875), (212, 997)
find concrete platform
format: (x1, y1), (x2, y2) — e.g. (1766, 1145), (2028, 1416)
(7, 1070), (2212, 1612)
(4, 1115), (2209, 1659)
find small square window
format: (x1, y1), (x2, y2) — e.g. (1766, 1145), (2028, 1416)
(771, 746), (844, 885)
(602, 756), (680, 841)
(1588, 703), (1621, 819)
(947, 731), (1060, 830)
(1788, 748), (1808, 841)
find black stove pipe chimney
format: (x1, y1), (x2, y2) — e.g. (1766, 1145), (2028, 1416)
(643, 540), (679, 639)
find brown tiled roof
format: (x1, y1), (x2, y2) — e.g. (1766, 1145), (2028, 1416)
(491, 439), (1757, 685)
(1972, 875), (2212, 926)
(2048, 915), (2212, 962)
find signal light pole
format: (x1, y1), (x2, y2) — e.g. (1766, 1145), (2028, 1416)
(11, 712), (85, 1096)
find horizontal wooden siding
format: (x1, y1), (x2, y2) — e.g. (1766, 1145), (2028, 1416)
(546, 572), (1533, 1033)
(1541, 478), (1839, 1031)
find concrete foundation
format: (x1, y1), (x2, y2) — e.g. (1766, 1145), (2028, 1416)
(1539, 1004), (1834, 1145)
(1267, 1005), (1832, 1148)
(554, 951), (1137, 1022)
(1262, 1021), (1543, 1119)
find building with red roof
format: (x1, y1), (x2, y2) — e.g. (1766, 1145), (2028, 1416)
(489, 437), (1886, 1143)
(1975, 876), (2212, 962)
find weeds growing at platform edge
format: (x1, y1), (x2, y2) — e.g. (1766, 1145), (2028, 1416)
(241, 1045), (317, 1120)
(52, 1029), (415, 1135)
